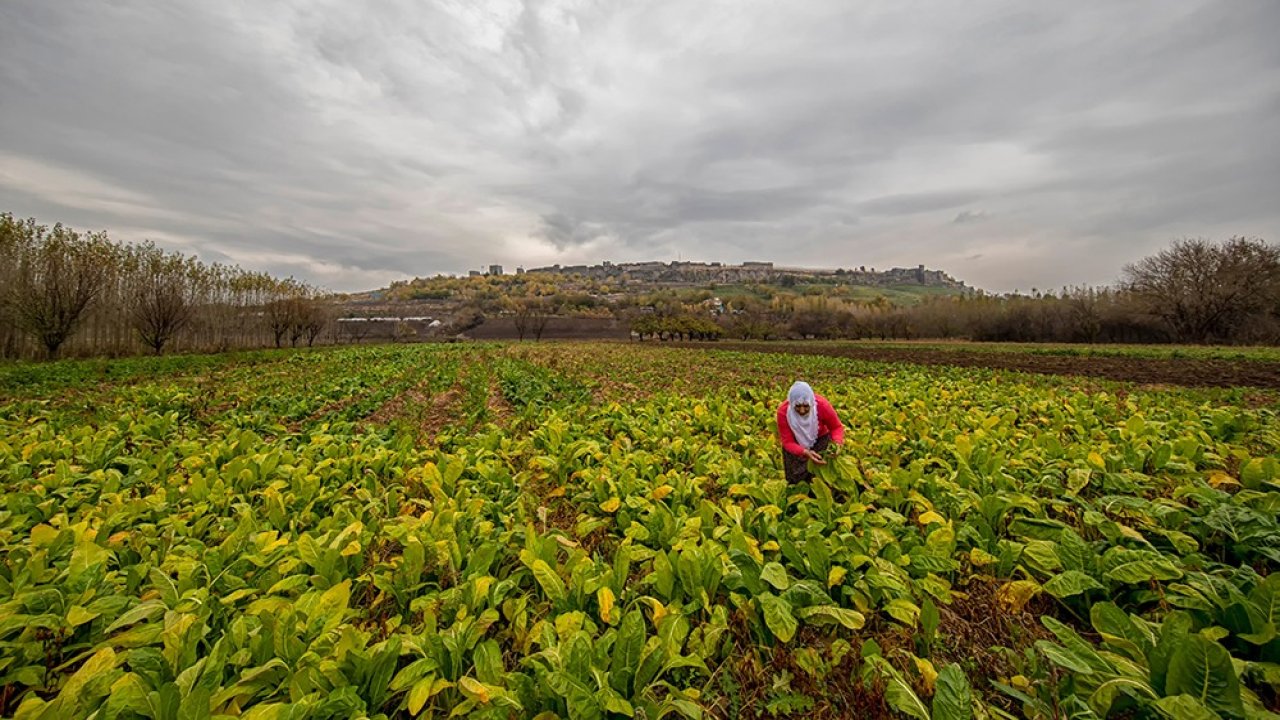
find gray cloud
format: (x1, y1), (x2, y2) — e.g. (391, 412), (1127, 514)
(1, 0), (1277, 292)
(953, 211), (989, 225)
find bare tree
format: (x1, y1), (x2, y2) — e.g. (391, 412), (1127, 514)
(298, 300), (331, 347)
(4, 219), (113, 358)
(264, 298), (293, 348)
(511, 298), (552, 340)
(129, 243), (196, 354)
(511, 299), (532, 341)
(0, 213), (30, 357)
(341, 317), (372, 344)
(529, 299), (552, 341)
(1123, 237), (1280, 343)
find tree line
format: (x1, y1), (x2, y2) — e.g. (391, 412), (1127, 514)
(5, 210), (1274, 358)
(630, 237), (1280, 345)
(1, 212), (334, 359)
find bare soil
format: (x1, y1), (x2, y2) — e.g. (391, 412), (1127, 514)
(678, 341), (1280, 391)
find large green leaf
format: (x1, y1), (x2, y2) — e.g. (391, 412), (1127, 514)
(1152, 694), (1221, 720)
(758, 593), (797, 643)
(309, 580), (350, 634)
(1240, 458), (1275, 491)
(527, 558), (567, 603)
(875, 659), (930, 720)
(1089, 677), (1157, 717)
(1036, 640), (1098, 675)
(611, 609), (646, 695)
(795, 605), (865, 630)
(1042, 616), (1114, 675)
(1246, 575), (1280, 642)
(474, 640), (504, 685)
(1105, 558), (1184, 584)
(1021, 540), (1063, 574)
(1090, 601), (1153, 661)
(932, 664), (973, 720)
(1164, 635), (1243, 718)
(760, 562), (791, 591)
(1043, 570), (1104, 599)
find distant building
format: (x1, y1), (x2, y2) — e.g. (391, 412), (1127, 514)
(516, 267), (525, 275)
(488, 265), (503, 276)
(469, 270), (481, 277)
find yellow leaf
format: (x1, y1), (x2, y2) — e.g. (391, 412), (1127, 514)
(1087, 452), (1106, 470)
(57, 648), (116, 703)
(641, 596), (667, 625)
(1207, 471), (1239, 489)
(66, 605), (99, 626)
(996, 580), (1042, 612)
(1117, 523), (1146, 542)
(408, 675), (434, 715)
(547, 486), (567, 498)
(340, 540), (362, 557)
(458, 676), (490, 704)
(969, 548), (999, 566)
(917, 511), (945, 526)
(761, 540), (780, 552)
(408, 676), (452, 714)
(1011, 674), (1031, 690)
(652, 485), (674, 500)
(30, 524), (58, 547)
(827, 566), (847, 588)
(914, 656), (938, 693)
(597, 587), (616, 624)
(600, 497), (621, 513)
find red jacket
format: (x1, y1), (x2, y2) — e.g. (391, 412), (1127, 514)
(776, 395), (845, 456)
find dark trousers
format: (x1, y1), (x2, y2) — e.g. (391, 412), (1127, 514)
(783, 434), (830, 484)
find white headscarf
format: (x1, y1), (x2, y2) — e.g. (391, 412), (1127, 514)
(786, 381), (819, 449)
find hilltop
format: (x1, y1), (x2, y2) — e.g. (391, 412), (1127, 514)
(331, 260), (973, 342)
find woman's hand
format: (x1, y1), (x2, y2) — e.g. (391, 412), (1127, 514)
(805, 449), (826, 465)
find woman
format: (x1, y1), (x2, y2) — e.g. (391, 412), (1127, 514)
(777, 380), (845, 484)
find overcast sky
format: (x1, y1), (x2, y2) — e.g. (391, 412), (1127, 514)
(2, 1), (1277, 293)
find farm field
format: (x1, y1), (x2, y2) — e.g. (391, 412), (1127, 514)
(690, 341), (1280, 391)
(2, 342), (1279, 719)
(800, 340), (1280, 362)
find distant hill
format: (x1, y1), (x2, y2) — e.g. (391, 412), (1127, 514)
(348, 260), (970, 303)
(331, 260), (973, 340)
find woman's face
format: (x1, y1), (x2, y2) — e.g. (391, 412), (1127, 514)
(793, 401), (811, 417)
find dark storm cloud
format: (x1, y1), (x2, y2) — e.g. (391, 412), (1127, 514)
(1, 0), (1277, 291)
